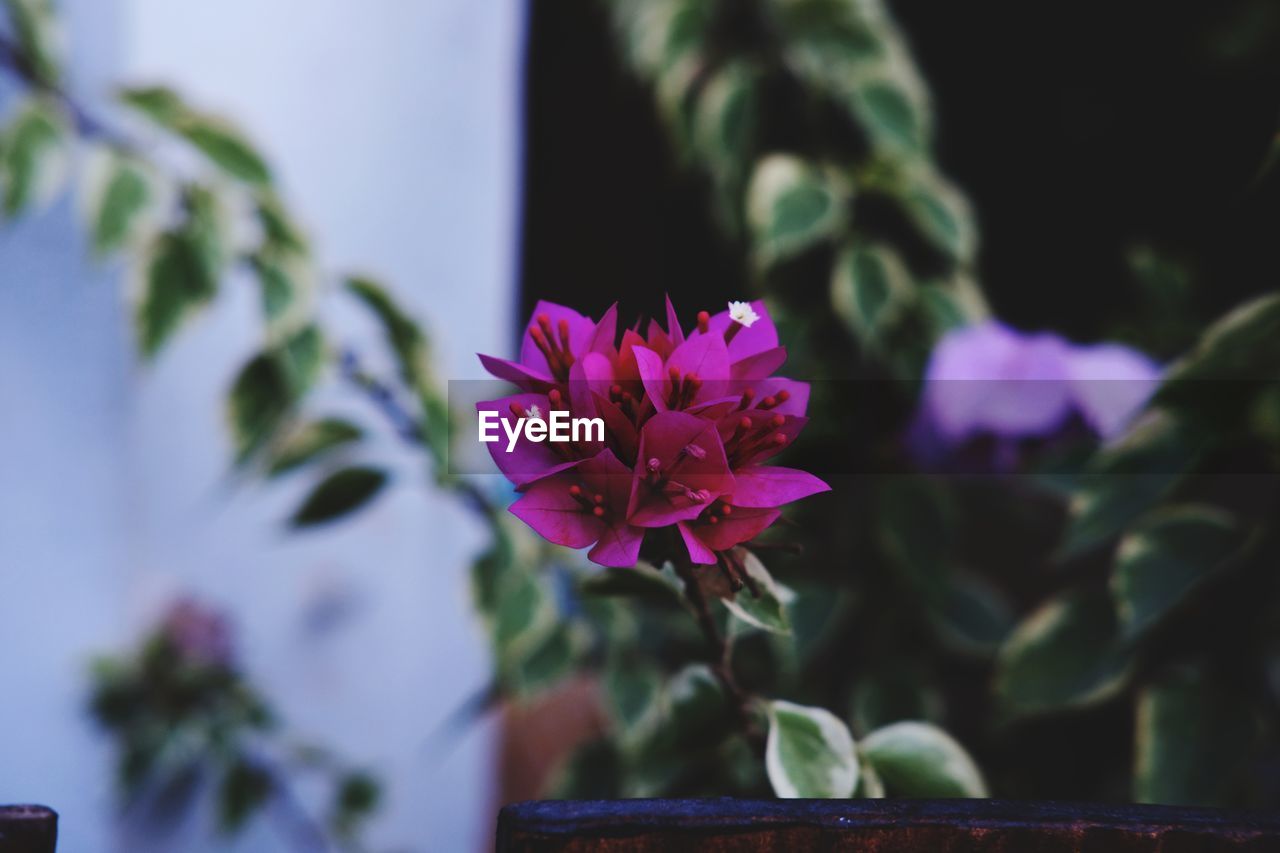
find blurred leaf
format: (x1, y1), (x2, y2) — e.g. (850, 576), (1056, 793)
(579, 561), (684, 608)
(217, 759), (272, 834)
(331, 771), (380, 838)
(549, 738), (621, 799)
(831, 240), (913, 345)
(1134, 668), (1260, 806)
(277, 324), (324, 396)
(856, 757), (887, 798)
(618, 0), (709, 76)
(267, 418), (362, 477)
(693, 62), (758, 179)
(860, 721), (987, 797)
(290, 466), (388, 528)
(346, 276), (450, 471)
(719, 550), (792, 635)
(1156, 293), (1280, 419)
(255, 191), (308, 253)
(227, 353), (290, 461)
(933, 572), (1016, 657)
(850, 77), (928, 155)
(2, 0), (62, 84)
(994, 587), (1133, 717)
(505, 623), (580, 699)
(603, 659), (663, 746)
(652, 664), (727, 752)
(135, 230), (218, 359)
(852, 666), (942, 734)
(89, 153), (151, 254)
(1112, 506), (1242, 640)
(878, 476), (952, 604)
(747, 155), (846, 267)
(765, 699), (858, 798)
(892, 166), (976, 264)
(251, 250), (312, 336)
(2, 98), (66, 216)
(1062, 412), (1201, 557)
(119, 86), (271, 185)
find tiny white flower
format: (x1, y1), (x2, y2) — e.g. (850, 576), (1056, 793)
(727, 300), (760, 328)
(526, 404), (543, 421)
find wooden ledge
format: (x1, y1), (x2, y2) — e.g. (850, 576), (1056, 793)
(0, 806), (57, 853)
(497, 799), (1280, 852)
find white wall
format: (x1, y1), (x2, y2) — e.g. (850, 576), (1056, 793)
(0, 1), (525, 850)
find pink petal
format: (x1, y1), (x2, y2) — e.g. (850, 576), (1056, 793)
(729, 466), (830, 508)
(632, 344), (671, 412)
(477, 354), (555, 391)
(588, 523), (645, 567)
(731, 346), (787, 380)
(695, 506), (780, 550)
(693, 299), (779, 360)
(476, 395), (580, 487)
(664, 294), (686, 347)
(678, 522), (718, 565)
(510, 471), (603, 548)
(519, 301), (598, 375)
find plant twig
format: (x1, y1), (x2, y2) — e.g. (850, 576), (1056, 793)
(672, 558), (766, 753)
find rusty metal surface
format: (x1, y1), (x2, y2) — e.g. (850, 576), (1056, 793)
(496, 799), (1280, 852)
(0, 806), (57, 853)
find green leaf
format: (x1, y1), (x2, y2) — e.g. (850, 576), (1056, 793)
(278, 324), (325, 395)
(1062, 412), (1201, 557)
(2, 98), (66, 216)
(831, 241), (913, 344)
(604, 660), (663, 745)
(658, 664), (727, 747)
(181, 119), (272, 186)
(227, 354), (290, 461)
(345, 276), (451, 472)
(251, 249), (315, 336)
(746, 155), (846, 266)
(118, 85), (272, 185)
(290, 466), (388, 527)
(719, 550), (792, 635)
(134, 230), (218, 358)
(1156, 293), (1280, 419)
(256, 191), (308, 253)
(693, 62), (758, 175)
(860, 721), (987, 797)
(851, 666), (942, 734)
(1134, 668), (1260, 806)
(506, 623), (580, 698)
(1112, 506), (1242, 640)
(579, 561), (684, 607)
(933, 572), (1015, 657)
(994, 587), (1133, 718)
(2, 0), (62, 84)
(331, 771), (380, 837)
(765, 700), (858, 798)
(89, 154), (151, 254)
(118, 86), (186, 125)
(892, 166), (976, 264)
(877, 476), (953, 605)
(851, 77), (928, 155)
(267, 418), (362, 477)
(217, 759), (272, 833)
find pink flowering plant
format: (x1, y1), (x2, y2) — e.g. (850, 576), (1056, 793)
(477, 298), (829, 581)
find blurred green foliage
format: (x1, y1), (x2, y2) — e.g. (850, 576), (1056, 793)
(3, 0), (1279, 834)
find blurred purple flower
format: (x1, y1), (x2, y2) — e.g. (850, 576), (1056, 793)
(914, 320), (1161, 465)
(161, 599), (235, 667)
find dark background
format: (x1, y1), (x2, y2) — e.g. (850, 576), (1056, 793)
(518, 0), (1280, 353)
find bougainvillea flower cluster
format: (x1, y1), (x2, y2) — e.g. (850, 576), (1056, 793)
(912, 319), (1161, 469)
(478, 299), (828, 569)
